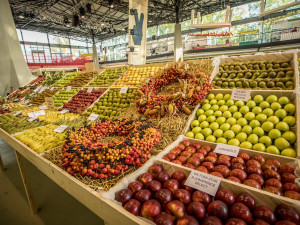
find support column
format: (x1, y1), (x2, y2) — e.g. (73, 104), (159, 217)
(0, 0), (34, 96)
(174, 24), (183, 62)
(128, 0), (148, 65)
(92, 44), (99, 69)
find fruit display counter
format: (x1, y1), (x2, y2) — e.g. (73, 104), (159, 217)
(52, 88), (80, 109)
(28, 88), (60, 106)
(88, 67), (127, 87)
(53, 72), (79, 87)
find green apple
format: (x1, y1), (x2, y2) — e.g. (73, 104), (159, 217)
(195, 133), (204, 140)
(275, 109), (287, 120)
(220, 123), (231, 131)
(237, 118), (248, 127)
(281, 148), (296, 158)
(284, 103), (295, 115)
(235, 100), (245, 107)
(209, 122), (219, 131)
(216, 117), (226, 125)
(203, 99), (209, 104)
(202, 128), (212, 137)
(213, 129), (224, 138)
(233, 112), (243, 119)
(205, 109), (214, 116)
(217, 100), (225, 106)
(259, 101), (270, 109)
(224, 130), (235, 139)
(215, 93), (223, 100)
(227, 117), (237, 126)
(242, 125), (252, 135)
(261, 121), (274, 132)
(239, 106), (250, 114)
(216, 137), (227, 144)
(207, 94), (215, 100)
(256, 113), (267, 123)
(198, 115), (207, 122)
(248, 134), (259, 144)
(266, 145), (280, 155)
(253, 127), (264, 137)
(224, 94), (231, 100)
(186, 132), (194, 138)
(206, 135), (216, 142)
(253, 143), (266, 152)
(262, 108), (273, 117)
(271, 102), (281, 111)
(249, 120), (261, 128)
(244, 112), (255, 121)
(223, 111), (232, 118)
(240, 141), (253, 149)
(246, 100), (256, 109)
(268, 129), (281, 139)
(259, 136), (272, 147)
(197, 109), (205, 117)
(266, 95), (278, 104)
(202, 103), (211, 111)
(219, 105), (229, 112)
(252, 106), (262, 115)
(268, 116), (279, 125)
(192, 127), (202, 134)
(278, 96), (289, 105)
(228, 138), (240, 147)
(253, 95), (264, 104)
(282, 131), (296, 143)
(210, 99), (217, 105)
(200, 121), (209, 128)
(226, 99), (234, 106)
(231, 124), (242, 134)
(214, 110), (223, 117)
(275, 121), (289, 132)
(191, 120), (200, 128)
(236, 132), (248, 142)
(211, 105), (219, 111)
(283, 116), (295, 126)
(229, 105), (238, 113)
(207, 115), (216, 123)
(274, 137), (290, 150)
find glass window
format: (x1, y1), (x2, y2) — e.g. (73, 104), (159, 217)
(69, 39), (87, 46)
(22, 30), (48, 43)
(158, 24), (175, 36)
(265, 0), (295, 11)
(232, 2), (261, 21)
(147, 26), (157, 38)
(49, 35), (70, 45)
(202, 9), (226, 24)
(16, 29), (23, 41)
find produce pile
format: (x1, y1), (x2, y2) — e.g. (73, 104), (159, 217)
(42, 71), (65, 86)
(7, 89), (21, 99)
(213, 61), (294, 89)
(38, 111), (79, 124)
(1, 103), (26, 111)
(61, 119), (161, 180)
(186, 93), (297, 158)
(28, 76), (46, 86)
(115, 163), (300, 224)
(21, 107), (43, 116)
(0, 108), (12, 115)
(163, 140), (300, 200)
(28, 88), (59, 106)
(86, 89), (138, 119)
(88, 67), (127, 87)
(66, 71), (97, 87)
(52, 89), (80, 108)
(9, 87), (35, 102)
(53, 72), (78, 87)
(59, 90), (104, 113)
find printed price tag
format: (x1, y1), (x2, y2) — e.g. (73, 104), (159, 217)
(36, 110), (46, 116)
(27, 112), (35, 118)
(120, 87), (129, 94)
(231, 89), (251, 101)
(39, 105), (47, 110)
(54, 125), (68, 133)
(60, 109), (69, 114)
(45, 97), (55, 111)
(87, 87), (93, 93)
(184, 170), (221, 196)
(66, 86), (72, 91)
(28, 117), (38, 122)
(27, 104), (33, 107)
(50, 87), (55, 91)
(34, 86), (41, 93)
(214, 143), (240, 157)
(88, 113), (99, 121)
(13, 111), (22, 116)
(38, 86), (47, 94)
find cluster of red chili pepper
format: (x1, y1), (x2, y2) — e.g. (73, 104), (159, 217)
(61, 119), (161, 179)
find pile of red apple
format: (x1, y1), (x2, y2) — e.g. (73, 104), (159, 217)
(28, 76), (46, 86)
(59, 90), (104, 113)
(163, 140), (300, 201)
(0, 108), (12, 114)
(115, 164), (300, 225)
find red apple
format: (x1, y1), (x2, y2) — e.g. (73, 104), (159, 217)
(192, 153), (205, 161)
(231, 163), (245, 171)
(284, 191), (300, 200)
(281, 173), (296, 184)
(147, 180), (162, 192)
(186, 146), (196, 154)
(231, 169), (248, 182)
(280, 164), (295, 174)
(215, 188), (235, 205)
(227, 176), (242, 183)
(170, 147), (182, 156)
(181, 140), (191, 147)
(191, 142), (202, 150)
(225, 218), (247, 225)
(173, 189), (191, 204)
(252, 219), (271, 225)
(166, 200), (185, 219)
(128, 181), (144, 194)
(154, 214), (174, 225)
(156, 171), (170, 183)
(208, 152), (218, 158)
(166, 152), (177, 161)
(214, 165), (230, 177)
(248, 174), (264, 186)
(196, 166), (208, 173)
(163, 156), (171, 162)
(238, 153), (250, 161)
(187, 156), (201, 167)
(283, 183), (300, 193)
(246, 159), (261, 168)
(230, 202), (253, 224)
(253, 206), (276, 224)
(265, 179), (283, 190)
(141, 199), (162, 221)
(183, 163), (195, 169)
(177, 144), (186, 151)
(115, 188), (133, 204)
(252, 155), (266, 165)
(204, 156), (217, 165)
(216, 159), (231, 168)
(246, 166), (263, 175)
(187, 202), (206, 220)
(154, 189), (172, 207)
(172, 160), (183, 165)
(266, 159), (280, 168)
(139, 173), (153, 185)
(171, 171), (186, 184)
(134, 189), (152, 203)
(192, 190), (211, 206)
(263, 170), (281, 181)
(210, 171), (224, 178)
(275, 221), (296, 225)
(207, 200), (229, 220)
(202, 162), (215, 172)
(275, 204), (300, 224)
(181, 151), (192, 159)
(177, 216), (199, 225)
(243, 179), (262, 189)
(163, 179), (180, 194)
(198, 148), (208, 157)
(201, 145), (212, 152)
(219, 154), (231, 161)
(236, 192), (256, 210)
(124, 199), (141, 216)
(264, 186), (282, 196)
(177, 156), (188, 164)
(148, 164), (163, 177)
(232, 157), (245, 165)
(202, 216), (222, 225)
(262, 163), (278, 172)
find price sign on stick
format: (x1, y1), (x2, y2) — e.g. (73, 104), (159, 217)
(60, 109), (69, 114)
(184, 170), (221, 196)
(231, 89), (251, 101)
(27, 112), (35, 118)
(214, 143), (240, 157)
(120, 87), (129, 94)
(87, 87), (93, 93)
(66, 86), (72, 91)
(88, 113), (99, 121)
(13, 111), (22, 116)
(54, 125), (68, 133)
(45, 97), (55, 111)
(28, 117), (38, 122)
(40, 105), (47, 110)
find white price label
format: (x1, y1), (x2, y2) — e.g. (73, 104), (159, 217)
(214, 143), (240, 157)
(184, 170), (221, 196)
(231, 89), (251, 101)
(60, 109), (69, 114)
(54, 125), (68, 133)
(38, 86), (47, 94)
(88, 113), (99, 121)
(36, 110), (46, 116)
(87, 87), (93, 93)
(34, 86), (41, 93)
(28, 117), (38, 122)
(120, 87), (129, 94)
(66, 86), (72, 91)
(27, 104), (33, 107)
(13, 111), (22, 116)
(39, 105), (47, 110)
(27, 112), (35, 118)
(50, 87), (55, 91)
